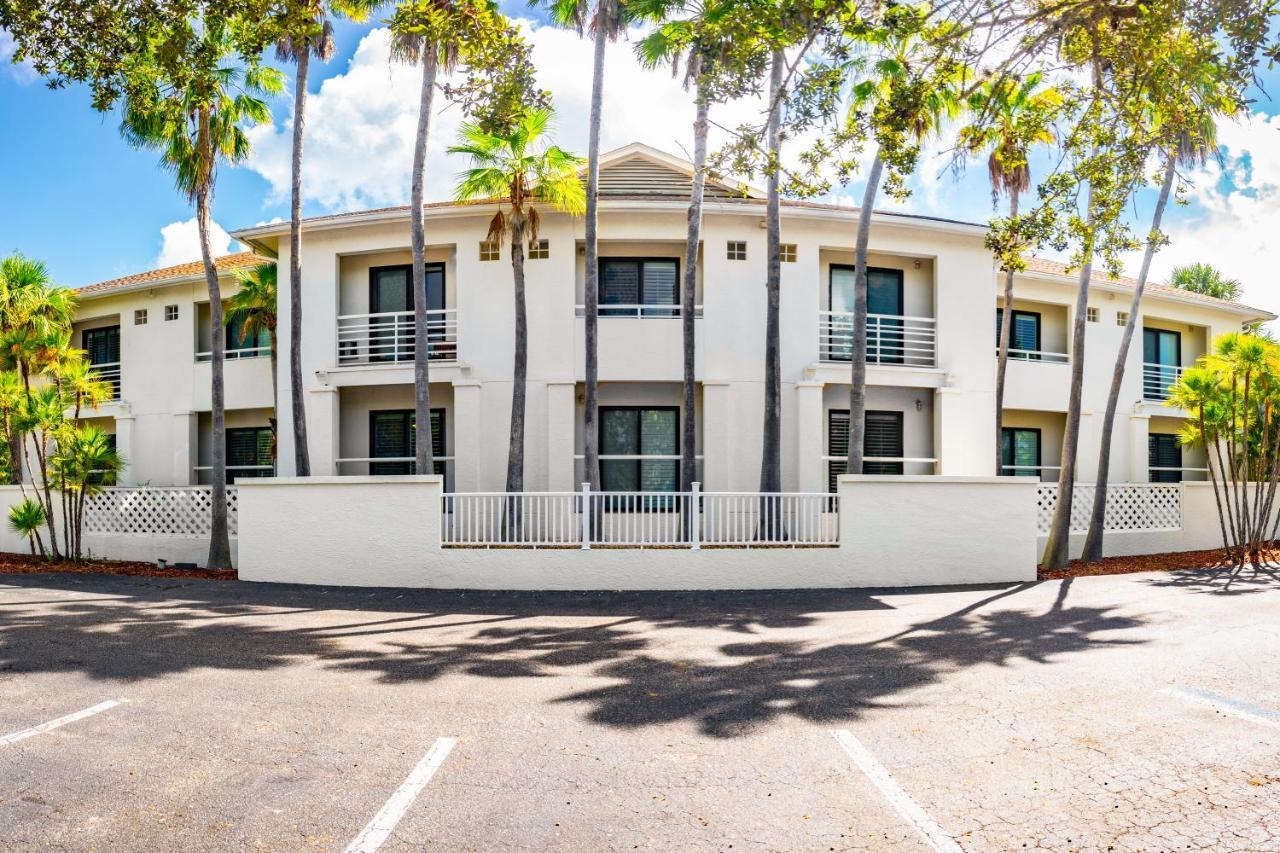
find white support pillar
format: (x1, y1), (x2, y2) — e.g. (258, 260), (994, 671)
(546, 381), (576, 492)
(452, 380), (482, 492)
(172, 411), (196, 486)
(796, 381), (824, 493)
(114, 414), (136, 486)
(1129, 411), (1151, 483)
(700, 381), (730, 491)
(307, 386), (339, 476)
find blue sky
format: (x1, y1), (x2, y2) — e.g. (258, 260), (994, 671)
(2, 13), (1279, 315)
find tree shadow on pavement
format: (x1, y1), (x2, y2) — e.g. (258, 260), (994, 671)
(0, 573), (1147, 736)
(1142, 565), (1280, 596)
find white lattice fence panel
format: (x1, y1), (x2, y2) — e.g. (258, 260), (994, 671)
(1036, 484), (1180, 534)
(83, 487), (239, 537)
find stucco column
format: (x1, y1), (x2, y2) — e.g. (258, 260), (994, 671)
(307, 386), (339, 476)
(1128, 411), (1150, 483)
(700, 381), (730, 490)
(546, 381), (576, 492)
(934, 386), (977, 475)
(114, 414), (136, 486)
(452, 380), (482, 492)
(172, 412), (196, 486)
(796, 381), (824, 492)
(1074, 411), (1099, 482)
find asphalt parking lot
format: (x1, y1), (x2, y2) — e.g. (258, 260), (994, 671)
(1, 567), (1279, 851)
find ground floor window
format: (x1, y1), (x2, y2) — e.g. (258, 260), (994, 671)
(599, 407), (678, 492)
(1001, 427), (1042, 477)
(1149, 433), (1182, 483)
(226, 427), (274, 483)
(369, 409), (445, 475)
(827, 409), (905, 492)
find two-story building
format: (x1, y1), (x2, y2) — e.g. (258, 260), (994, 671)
(74, 143), (1274, 493)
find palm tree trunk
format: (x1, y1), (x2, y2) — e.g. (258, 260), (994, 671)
(993, 192), (1019, 475)
(269, 336), (279, 473)
(1081, 151), (1176, 561)
(7, 426), (21, 485)
(847, 151), (883, 477)
(582, 18), (607, 493)
(197, 128), (233, 570)
(289, 48), (312, 477)
(759, 51), (784, 538)
(506, 221), (528, 496)
(681, 79), (708, 494)
(411, 54), (438, 478)
(1040, 189), (1096, 571)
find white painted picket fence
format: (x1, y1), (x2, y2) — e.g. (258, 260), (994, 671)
(441, 485), (839, 548)
(83, 487), (239, 537)
(1035, 483), (1181, 534)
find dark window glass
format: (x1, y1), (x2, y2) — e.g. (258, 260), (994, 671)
(827, 409), (905, 491)
(1001, 427), (1041, 476)
(226, 313), (271, 356)
(599, 407), (678, 493)
(1149, 434), (1183, 482)
(82, 326), (120, 365)
(1142, 328), (1182, 399)
(996, 309), (1042, 359)
(365, 264), (446, 363)
(828, 266), (904, 363)
(369, 409), (445, 475)
(600, 258), (679, 317)
(226, 427), (274, 483)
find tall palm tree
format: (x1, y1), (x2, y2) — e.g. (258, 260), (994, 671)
(449, 108), (586, 495)
(121, 20), (283, 568)
(227, 261), (279, 470)
(961, 75), (1058, 475)
(843, 30), (960, 475)
(549, 0), (629, 494)
(276, 1), (380, 478)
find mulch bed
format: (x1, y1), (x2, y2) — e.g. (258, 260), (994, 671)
(1039, 547), (1244, 580)
(0, 552), (236, 581)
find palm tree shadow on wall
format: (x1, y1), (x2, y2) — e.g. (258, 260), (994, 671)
(0, 577), (1147, 738)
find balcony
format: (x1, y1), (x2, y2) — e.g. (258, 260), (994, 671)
(89, 361), (121, 400)
(336, 309), (457, 366)
(818, 312), (936, 367)
(1143, 362), (1184, 401)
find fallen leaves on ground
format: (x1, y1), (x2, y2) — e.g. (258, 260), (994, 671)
(0, 551), (235, 580)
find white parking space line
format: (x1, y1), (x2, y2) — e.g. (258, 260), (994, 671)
(0, 699), (126, 748)
(345, 736), (457, 853)
(1166, 686), (1280, 729)
(832, 729), (963, 853)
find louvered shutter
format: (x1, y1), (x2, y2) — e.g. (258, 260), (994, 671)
(1148, 434), (1182, 483)
(863, 411), (904, 475)
(827, 411), (850, 493)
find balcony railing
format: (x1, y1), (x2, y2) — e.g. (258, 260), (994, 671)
(819, 312), (937, 366)
(1143, 362), (1184, 401)
(336, 309), (457, 366)
(196, 345), (272, 362)
(575, 304), (703, 318)
(89, 361), (121, 400)
(996, 347), (1069, 364)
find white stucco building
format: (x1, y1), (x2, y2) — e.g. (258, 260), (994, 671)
(74, 143), (1273, 493)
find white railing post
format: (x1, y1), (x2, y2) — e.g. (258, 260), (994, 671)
(690, 482), (701, 550)
(581, 482), (591, 550)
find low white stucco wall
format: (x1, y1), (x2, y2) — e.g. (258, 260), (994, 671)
(235, 474), (1040, 590)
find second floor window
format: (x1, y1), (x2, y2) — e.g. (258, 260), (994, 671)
(226, 313), (271, 359)
(995, 308), (1041, 359)
(600, 257), (679, 317)
(83, 325), (121, 366)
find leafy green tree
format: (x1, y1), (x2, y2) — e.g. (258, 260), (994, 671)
(120, 16), (283, 569)
(449, 108), (585, 497)
(227, 261), (279, 467)
(1170, 262), (1243, 301)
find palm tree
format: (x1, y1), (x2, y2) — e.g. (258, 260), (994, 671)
(276, 1), (380, 478)
(843, 30), (960, 475)
(227, 262), (279, 469)
(550, 0), (629, 495)
(121, 20), (283, 568)
(960, 75), (1058, 475)
(8, 497), (46, 558)
(1170, 262), (1242, 301)
(53, 423), (124, 560)
(449, 108), (586, 499)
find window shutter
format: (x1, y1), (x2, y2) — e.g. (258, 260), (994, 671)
(827, 411), (850, 493)
(863, 411), (904, 475)
(1148, 434), (1182, 482)
(643, 261), (678, 306)
(601, 260), (639, 306)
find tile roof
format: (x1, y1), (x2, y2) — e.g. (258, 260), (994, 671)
(76, 252), (265, 297)
(1020, 256), (1272, 317)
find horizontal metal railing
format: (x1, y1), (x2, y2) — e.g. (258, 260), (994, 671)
(997, 347), (1070, 364)
(818, 312), (937, 367)
(1143, 362), (1184, 401)
(441, 484), (839, 548)
(575, 304), (704, 318)
(336, 309), (457, 366)
(195, 346), (272, 362)
(89, 361), (121, 400)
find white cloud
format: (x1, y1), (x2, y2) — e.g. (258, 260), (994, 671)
(155, 218), (237, 267)
(1129, 111), (1280, 315)
(245, 22), (802, 211)
(0, 29), (37, 84)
